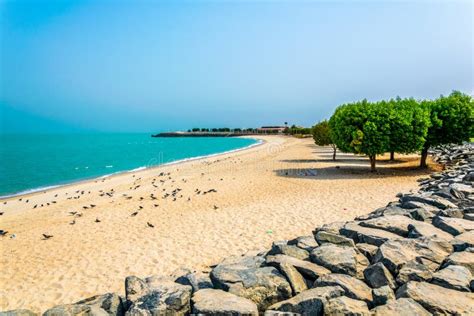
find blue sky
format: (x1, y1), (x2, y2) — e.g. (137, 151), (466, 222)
(1, 0), (472, 133)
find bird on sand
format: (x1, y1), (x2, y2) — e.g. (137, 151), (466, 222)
(42, 234), (53, 240)
(213, 205), (219, 210)
(70, 220), (76, 225)
(95, 218), (101, 223)
(130, 212), (138, 217)
(0, 230), (8, 236)
(147, 222), (154, 228)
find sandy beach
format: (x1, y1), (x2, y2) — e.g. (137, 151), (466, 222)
(0, 135), (432, 312)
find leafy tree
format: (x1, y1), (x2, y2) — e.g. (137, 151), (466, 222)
(192, 128), (200, 132)
(329, 100), (391, 171)
(312, 120), (337, 160)
(386, 97), (430, 161)
(419, 91), (473, 167)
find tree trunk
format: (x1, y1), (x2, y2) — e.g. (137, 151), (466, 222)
(390, 151), (395, 161)
(420, 146), (429, 168)
(332, 145), (336, 161)
(369, 155), (376, 172)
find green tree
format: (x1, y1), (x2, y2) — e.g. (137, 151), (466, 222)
(386, 97), (430, 161)
(312, 120), (337, 160)
(329, 100), (391, 171)
(419, 91), (474, 167)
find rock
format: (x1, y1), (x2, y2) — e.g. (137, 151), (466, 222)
(432, 265), (472, 291)
(43, 293), (123, 316)
(211, 255), (292, 311)
(175, 271), (213, 292)
(314, 221), (347, 235)
(363, 263), (396, 289)
(396, 281), (474, 315)
(191, 289), (258, 315)
(451, 183), (474, 195)
(359, 215), (415, 237)
(438, 208), (464, 218)
(395, 260), (433, 285)
(433, 216), (474, 236)
(371, 298), (430, 315)
(124, 277), (192, 316)
(323, 296), (370, 316)
(355, 243), (378, 263)
(340, 222), (401, 246)
(407, 221), (454, 240)
(451, 230), (474, 251)
(372, 285), (395, 306)
(373, 237), (452, 275)
(402, 200), (443, 213)
(464, 213), (474, 221)
(314, 274), (373, 304)
(268, 242), (310, 261)
(442, 249), (474, 274)
(400, 194), (457, 210)
(287, 235), (318, 252)
(310, 244), (369, 279)
(410, 209), (436, 222)
(314, 231), (355, 247)
(279, 263), (308, 295)
(266, 254), (331, 280)
(266, 286), (344, 315)
(0, 310), (38, 316)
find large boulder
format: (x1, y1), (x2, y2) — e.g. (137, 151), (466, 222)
(431, 265), (472, 292)
(396, 281), (474, 315)
(310, 244), (369, 279)
(191, 289), (258, 315)
(372, 285), (395, 306)
(433, 216), (474, 236)
(124, 276), (192, 316)
(407, 221), (454, 240)
(323, 296), (370, 316)
(43, 293), (123, 316)
(363, 263), (396, 289)
(371, 298), (430, 316)
(278, 263), (308, 295)
(340, 222), (401, 246)
(373, 237), (452, 275)
(175, 271), (213, 292)
(356, 243), (378, 263)
(287, 235), (319, 252)
(266, 254), (331, 281)
(314, 231), (355, 247)
(314, 274), (373, 304)
(267, 241), (310, 260)
(359, 215), (416, 237)
(451, 230), (474, 251)
(210, 255), (292, 311)
(400, 194), (457, 209)
(266, 286), (344, 315)
(442, 249), (474, 274)
(395, 260), (433, 285)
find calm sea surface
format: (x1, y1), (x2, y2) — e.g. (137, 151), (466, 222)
(0, 133), (258, 197)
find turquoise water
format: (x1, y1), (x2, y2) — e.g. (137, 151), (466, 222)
(0, 134), (258, 197)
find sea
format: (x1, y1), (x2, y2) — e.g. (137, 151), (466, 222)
(0, 133), (259, 197)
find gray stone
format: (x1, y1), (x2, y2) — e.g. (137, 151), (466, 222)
(323, 296), (370, 316)
(266, 254), (331, 281)
(359, 215), (415, 237)
(396, 260), (433, 285)
(373, 237), (452, 275)
(268, 242), (310, 261)
(314, 231), (355, 247)
(175, 271), (213, 292)
(410, 209), (436, 222)
(355, 243), (378, 263)
(125, 278), (192, 316)
(372, 285), (395, 306)
(266, 286), (344, 316)
(43, 293), (124, 316)
(407, 221), (454, 240)
(314, 221), (346, 235)
(432, 265), (472, 291)
(314, 274), (373, 304)
(371, 298), (430, 316)
(287, 235), (318, 252)
(433, 216), (474, 235)
(396, 281), (474, 315)
(438, 208), (464, 218)
(451, 183), (474, 195)
(400, 194), (457, 209)
(451, 230), (474, 251)
(340, 222), (401, 246)
(210, 255), (292, 311)
(310, 244), (369, 279)
(363, 263), (396, 289)
(442, 249), (474, 274)
(279, 263), (308, 295)
(191, 289), (258, 316)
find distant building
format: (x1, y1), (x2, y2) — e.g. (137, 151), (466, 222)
(256, 126), (287, 134)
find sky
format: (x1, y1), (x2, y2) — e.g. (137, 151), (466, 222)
(0, 0), (472, 133)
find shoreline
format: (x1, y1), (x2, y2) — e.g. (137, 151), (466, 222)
(0, 136), (265, 200)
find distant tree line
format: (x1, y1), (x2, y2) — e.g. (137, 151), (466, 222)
(311, 91), (473, 171)
(284, 125), (313, 136)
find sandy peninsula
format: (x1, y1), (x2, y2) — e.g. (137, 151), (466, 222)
(0, 136), (432, 312)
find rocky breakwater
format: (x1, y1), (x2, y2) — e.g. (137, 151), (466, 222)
(2, 143), (473, 315)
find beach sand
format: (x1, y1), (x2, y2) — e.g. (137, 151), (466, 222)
(0, 136), (432, 312)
